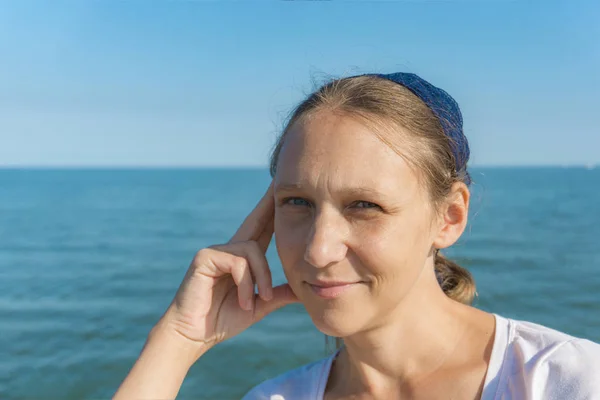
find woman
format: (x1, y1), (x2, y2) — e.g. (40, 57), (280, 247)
(114, 72), (600, 400)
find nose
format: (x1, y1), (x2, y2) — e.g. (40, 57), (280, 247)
(304, 208), (348, 269)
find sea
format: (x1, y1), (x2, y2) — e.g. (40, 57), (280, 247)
(1, 167), (599, 399)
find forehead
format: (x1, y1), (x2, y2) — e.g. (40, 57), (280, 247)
(275, 112), (418, 194)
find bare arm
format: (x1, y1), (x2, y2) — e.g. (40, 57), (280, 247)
(113, 319), (207, 400)
(112, 183), (298, 399)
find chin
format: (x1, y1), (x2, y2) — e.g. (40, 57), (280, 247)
(299, 292), (368, 338)
(312, 319), (356, 338)
(307, 307), (366, 338)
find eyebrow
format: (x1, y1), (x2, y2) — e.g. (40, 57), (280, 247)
(275, 183), (390, 200)
(274, 183), (305, 193)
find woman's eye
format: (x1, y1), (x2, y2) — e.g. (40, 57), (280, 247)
(284, 197), (311, 207)
(353, 201), (380, 209)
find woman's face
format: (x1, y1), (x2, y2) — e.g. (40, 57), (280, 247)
(273, 111), (441, 337)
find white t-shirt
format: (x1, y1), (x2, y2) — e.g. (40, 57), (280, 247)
(242, 314), (600, 400)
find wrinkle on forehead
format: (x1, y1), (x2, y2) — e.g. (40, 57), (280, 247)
(275, 112), (421, 198)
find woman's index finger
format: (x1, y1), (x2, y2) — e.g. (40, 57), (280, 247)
(255, 214), (274, 254)
(229, 181), (275, 244)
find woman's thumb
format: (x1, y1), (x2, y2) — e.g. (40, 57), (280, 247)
(253, 283), (299, 322)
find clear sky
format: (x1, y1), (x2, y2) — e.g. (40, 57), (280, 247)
(0, 0), (598, 167)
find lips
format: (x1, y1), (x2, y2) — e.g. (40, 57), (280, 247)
(306, 280), (363, 299)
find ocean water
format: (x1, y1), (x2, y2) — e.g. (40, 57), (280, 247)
(1, 167), (599, 399)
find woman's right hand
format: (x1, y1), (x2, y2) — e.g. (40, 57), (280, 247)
(113, 182), (298, 400)
(155, 182), (299, 360)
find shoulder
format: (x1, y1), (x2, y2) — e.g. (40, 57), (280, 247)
(538, 338), (600, 398)
(497, 316), (600, 399)
(241, 354), (336, 400)
(509, 317), (600, 363)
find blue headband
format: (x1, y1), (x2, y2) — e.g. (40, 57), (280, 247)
(360, 72), (470, 184)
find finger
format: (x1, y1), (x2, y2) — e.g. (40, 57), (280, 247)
(242, 242), (273, 301)
(232, 257), (255, 311)
(212, 252), (255, 311)
(225, 242), (273, 302)
(256, 216), (274, 254)
(230, 181), (274, 244)
(253, 283), (299, 322)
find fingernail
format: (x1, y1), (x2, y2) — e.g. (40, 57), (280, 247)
(263, 288), (273, 301)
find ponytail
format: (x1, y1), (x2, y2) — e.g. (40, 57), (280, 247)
(434, 251), (476, 305)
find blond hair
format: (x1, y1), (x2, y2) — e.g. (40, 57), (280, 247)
(269, 74), (476, 305)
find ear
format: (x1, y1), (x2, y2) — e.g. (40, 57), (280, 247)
(432, 182), (470, 250)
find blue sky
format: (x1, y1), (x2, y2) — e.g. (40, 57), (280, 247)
(0, 0), (598, 167)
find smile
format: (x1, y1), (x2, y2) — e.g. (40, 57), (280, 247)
(306, 281), (363, 299)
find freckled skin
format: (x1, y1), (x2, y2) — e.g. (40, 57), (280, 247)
(272, 111), (496, 399)
(273, 111), (439, 337)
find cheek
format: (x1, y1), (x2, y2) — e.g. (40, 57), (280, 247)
(352, 216), (432, 279)
(351, 223), (401, 279)
(274, 213), (309, 272)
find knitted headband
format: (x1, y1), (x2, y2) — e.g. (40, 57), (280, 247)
(358, 72), (470, 183)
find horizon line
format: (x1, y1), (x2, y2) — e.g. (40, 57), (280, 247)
(0, 163), (597, 170)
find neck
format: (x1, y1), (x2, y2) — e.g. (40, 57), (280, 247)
(331, 267), (472, 397)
